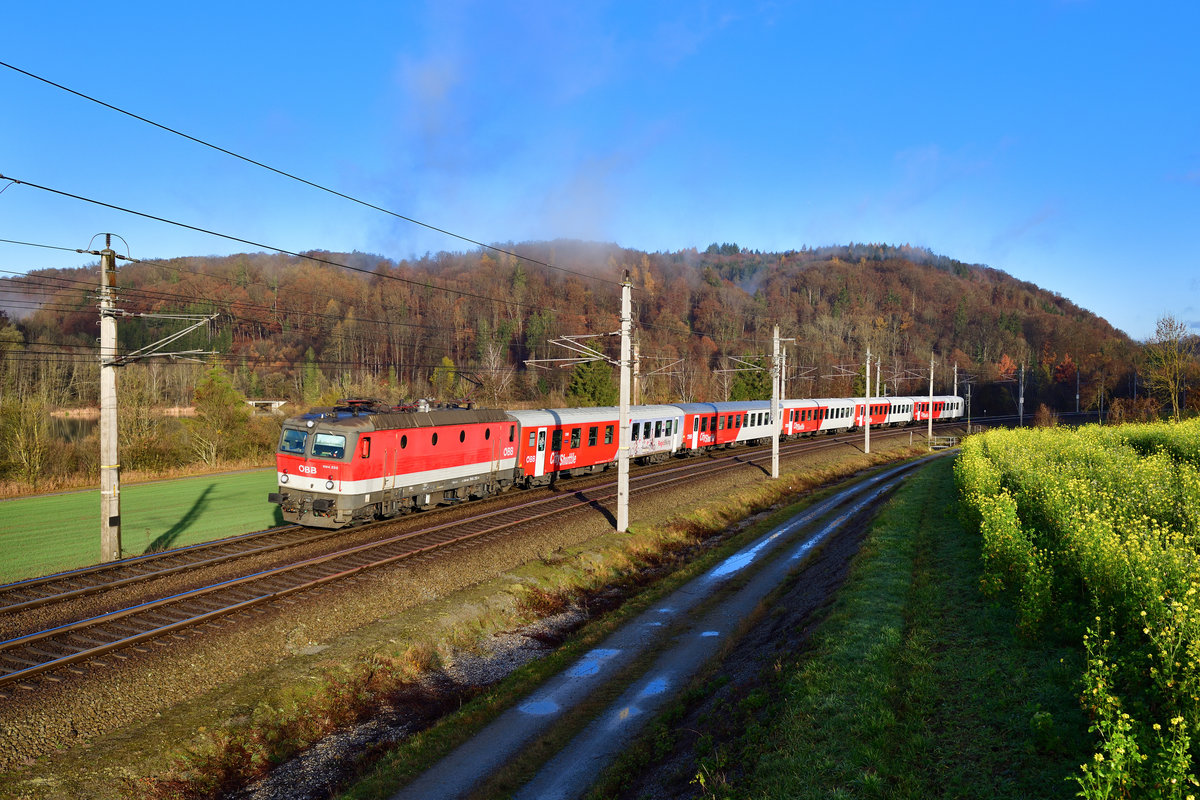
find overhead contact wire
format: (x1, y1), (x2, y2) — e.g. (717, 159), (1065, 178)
(0, 60), (617, 287)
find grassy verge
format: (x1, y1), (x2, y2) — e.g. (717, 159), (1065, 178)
(739, 456), (1090, 799)
(0, 468), (280, 583)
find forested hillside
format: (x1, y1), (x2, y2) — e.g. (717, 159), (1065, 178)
(0, 240), (1138, 413)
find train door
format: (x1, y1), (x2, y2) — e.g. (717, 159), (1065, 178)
(690, 415), (699, 449)
(535, 428), (547, 477)
(382, 443), (392, 492)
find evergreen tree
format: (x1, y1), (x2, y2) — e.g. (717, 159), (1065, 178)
(566, 360), (618, 406)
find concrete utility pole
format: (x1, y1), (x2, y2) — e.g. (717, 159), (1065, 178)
(617, 274), (632, 533)
(864, 347), (871, 455)
(1076, 369), (1080, 414)
(927, 353), (935, 443)
(1019, 363), (1026, 427)
(99, 240), (121, 562)
(875, 356), (882, 398)
(771, 326), (781, 479)
(954, 363), (958, 398)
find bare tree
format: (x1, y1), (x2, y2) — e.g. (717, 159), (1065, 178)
(478, 342), (514, 406)
(1144, 314), (1195, 420)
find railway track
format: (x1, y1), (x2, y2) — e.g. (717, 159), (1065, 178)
(0, 424), (952, 694)
(0, 525), (342, 615)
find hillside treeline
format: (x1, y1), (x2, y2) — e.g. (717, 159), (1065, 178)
(0, 239), (1189, 486)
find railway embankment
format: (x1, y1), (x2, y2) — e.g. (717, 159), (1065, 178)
(0, 429), (956, 800)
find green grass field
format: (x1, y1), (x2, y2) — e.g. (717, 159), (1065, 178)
(742, 457), (1089, 799)
(0, 469), (282, 584)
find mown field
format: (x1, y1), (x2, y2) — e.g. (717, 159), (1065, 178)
(957, 419), (1200, 797)
(0, 469), (280, 583)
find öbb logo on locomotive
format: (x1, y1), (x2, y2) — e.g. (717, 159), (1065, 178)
(268, 395), (963, 529)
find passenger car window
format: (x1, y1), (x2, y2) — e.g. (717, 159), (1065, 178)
(605, 425), (614, 444)
(571, 428), (581, 448)
(588, 426), (598, 446)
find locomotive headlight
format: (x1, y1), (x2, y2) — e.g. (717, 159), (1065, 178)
(280, 473), (289, 484)
(325, 479), (335, 490)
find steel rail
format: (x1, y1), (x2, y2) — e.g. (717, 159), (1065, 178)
(0, 428), (859, 615)
(0, 421), (958, 691)
(0, 526), (342, 615)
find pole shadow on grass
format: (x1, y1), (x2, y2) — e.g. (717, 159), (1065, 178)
(144, 485), (215, 553)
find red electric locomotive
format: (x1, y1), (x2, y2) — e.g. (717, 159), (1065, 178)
(269, 400), (518, 528)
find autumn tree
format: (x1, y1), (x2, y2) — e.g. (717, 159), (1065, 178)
(996, 354), (1018, 380)
(189, 365), (252, 465)
(1144, 314), (1195, 420)
(0, 393), (51, 487)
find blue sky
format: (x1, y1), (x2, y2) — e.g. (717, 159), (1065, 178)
(2, 1), (1197, 340)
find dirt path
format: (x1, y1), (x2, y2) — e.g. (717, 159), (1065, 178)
(386, 457), (939, 799)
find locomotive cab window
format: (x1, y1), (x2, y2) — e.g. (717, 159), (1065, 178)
(280, 429), (307, 455)
(312, 433), (346, 459)
(509, 425), (515, 442)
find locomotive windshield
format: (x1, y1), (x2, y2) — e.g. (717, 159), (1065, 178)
(280, 428), (307, 455)
(312, 433), (347, 459)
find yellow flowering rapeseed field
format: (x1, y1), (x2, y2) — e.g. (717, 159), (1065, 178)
(957, 420), (1200, 798)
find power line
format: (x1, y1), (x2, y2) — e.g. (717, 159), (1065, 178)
(1, 235), (774, 355)
(0, 59), (617, 287)
(0, 237), (90, 255)
(0, 173), (568, 316)
(0, 264), (534, 351)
